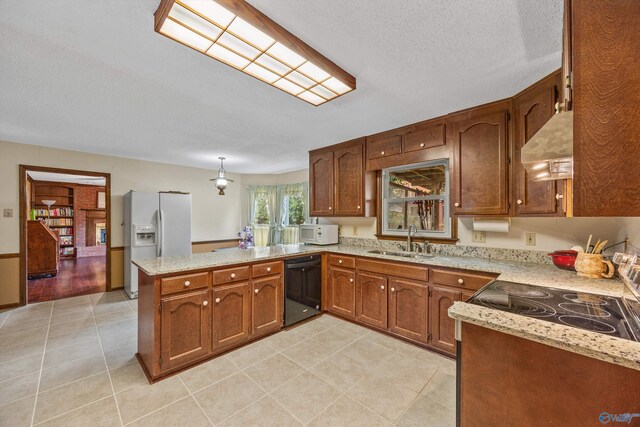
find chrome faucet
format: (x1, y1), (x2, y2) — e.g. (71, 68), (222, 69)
(407, 225), (417, 252)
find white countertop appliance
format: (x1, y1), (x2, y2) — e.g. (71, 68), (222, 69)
(124, 191), (192, 298)
(299, 224), (338, 245)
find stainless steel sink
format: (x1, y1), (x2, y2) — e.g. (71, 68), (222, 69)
(367, 249), (435, 259)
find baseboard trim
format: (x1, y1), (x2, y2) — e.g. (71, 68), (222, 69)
(0, 302), (20, 310)
(0, 253), (20, 259)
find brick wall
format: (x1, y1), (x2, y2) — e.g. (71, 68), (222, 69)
(75, 185), (106, 258)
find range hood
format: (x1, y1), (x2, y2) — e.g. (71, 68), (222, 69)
(521, 110), (573, 181)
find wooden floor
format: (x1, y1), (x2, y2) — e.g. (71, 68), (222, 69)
(28, 256), (106, 303)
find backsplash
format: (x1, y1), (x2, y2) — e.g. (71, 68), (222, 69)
(339, 236), (554, 265)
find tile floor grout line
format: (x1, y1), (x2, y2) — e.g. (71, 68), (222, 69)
(177, 376), (215, 426)
(121, 395), (197, 426)
(28, 303), (54, 427)
(89, 296), (125, 427)
(32, 395), (115, 426)
(243, 368), (308, 426)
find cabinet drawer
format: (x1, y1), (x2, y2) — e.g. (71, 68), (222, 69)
(366, 134), (402, 160)
(432, 269), (495, 291)
(404, 123), (445, 153)
(213, 266), (250, 284)
(161, 272), (209, 296)
(252, 261), (282, 278)
(357, 258), (428, 282)
(329, 254), (356, 269)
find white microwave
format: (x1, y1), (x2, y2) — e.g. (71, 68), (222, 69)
(299, 224), (339, 245)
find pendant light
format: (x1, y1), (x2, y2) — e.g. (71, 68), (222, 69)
(210, 157), (233, 195)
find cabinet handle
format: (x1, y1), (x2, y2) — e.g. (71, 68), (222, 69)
(338, 259), (343, 264)
(556, 194), (563, 200)
(420, 143), (425, 148)
(380, 285), (385, 290)
(391, 287), (395, 292)
(517, 199), (523, 205)
(230, 273), (236, 278)
(215, 298), (221, 303)
(202, 300), (208, 306)
(254, 288), (259, 294)
(454, 202), (460, 207)
(357, 205), (361, 209)
(184, 280), (190, 287)
(458, 278), (464, 285)
(266, 267), (271, 272)
(349, 278), (353, 283)
(329, 206), (332, 210)
(381, 151), (385, 155)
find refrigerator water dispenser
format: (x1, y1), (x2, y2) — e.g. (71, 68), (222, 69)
(133, 225), (156, 246)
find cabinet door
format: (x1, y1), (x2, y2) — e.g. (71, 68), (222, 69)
(212, 282), (251, 351)
(160, 290), (210, 371)
(450, 103), (510, 216)
(356, 271), (388, 330)
(388, 278), (428, 344)
(309, 151), (334, 216)
(513, 72), (562, 216)
(334, 142), (364, 216)
(328, 267), (356, 318)
(252, 275), (283, 337)
(430, 287), (461, 355)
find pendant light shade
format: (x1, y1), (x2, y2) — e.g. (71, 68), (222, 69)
(210, 157), (233, 195)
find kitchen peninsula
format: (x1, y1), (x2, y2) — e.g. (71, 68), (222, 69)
(133, 243), (640, 385)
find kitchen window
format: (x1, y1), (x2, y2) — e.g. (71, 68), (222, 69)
(247, 182), (308, 246)
(382, 160), (451, 238)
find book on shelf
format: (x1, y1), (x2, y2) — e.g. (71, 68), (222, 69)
(45, 218), (73, 226)
(57, 228), (73, 235)
(31, 208), (73, 217)
(60, 235), (73, 245)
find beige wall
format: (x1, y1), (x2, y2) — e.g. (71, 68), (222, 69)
(0, 139), (244, 305)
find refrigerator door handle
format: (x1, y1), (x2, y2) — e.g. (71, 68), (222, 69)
(159, 209), (165, 257)
(156, 209), (162, 257)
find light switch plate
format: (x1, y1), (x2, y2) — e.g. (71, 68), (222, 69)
(525, 232), (536, 246)
(3, 209), (13, 218)
(472, 231), (486, 243)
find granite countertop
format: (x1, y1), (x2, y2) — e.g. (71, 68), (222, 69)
(132, 243), (639, 371)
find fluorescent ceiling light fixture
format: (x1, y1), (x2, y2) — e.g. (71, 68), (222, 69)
(154, 0), (356, 105)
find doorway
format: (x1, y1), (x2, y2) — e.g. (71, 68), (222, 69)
(19, 165), (111, 305)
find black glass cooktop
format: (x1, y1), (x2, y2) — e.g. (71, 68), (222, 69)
(468, 280), (640, 341)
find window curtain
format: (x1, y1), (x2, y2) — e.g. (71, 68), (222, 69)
(247, 182), (308, 246)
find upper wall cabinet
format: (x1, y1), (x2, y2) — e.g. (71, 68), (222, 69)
(365, 119), (448, 171)
(449, 101), (511, 216)
(512, 70), (565, 216)
(571, 0), (640, 216)
(309, 138), (376, 217)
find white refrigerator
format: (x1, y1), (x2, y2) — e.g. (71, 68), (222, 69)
(124, 191), (192, 299)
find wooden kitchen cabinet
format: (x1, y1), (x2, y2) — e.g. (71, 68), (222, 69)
(212, 281), (251, 351)
(512, 70), (564, 216)
(571, 0), (640, 216)
(449, 101), (511, 216)
(355, 271), (388, 330)
(251, 274), (283, 337)
(309, 137), (375, 217)
(334, 142), (365, 216)
(429, 286), (460, 354)
(309, 150), (334, 216)
(388, 277), (429, 344)
(160, 290), (210, 371)
(328, 266), (356, 318)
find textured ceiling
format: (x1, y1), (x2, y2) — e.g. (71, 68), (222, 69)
(0, 1), (563, 173)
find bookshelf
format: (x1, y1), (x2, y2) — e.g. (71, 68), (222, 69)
(31, 183), (76, 258)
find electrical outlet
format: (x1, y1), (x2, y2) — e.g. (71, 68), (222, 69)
(3, 209), (12, 218)
(353, 226), (358, 236)
(525, 232), (536, 246)
(472, 231), (486, 243)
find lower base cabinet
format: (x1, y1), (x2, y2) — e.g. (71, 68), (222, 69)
(212, 281), (251, 351)
(160, 290), (210, 371)
(388, 278), (429, 344)
(356, 271), (388, 329)
(430, 287), (462, 354)
(329, 266), (356, 318)
(252, 276), (283, 336)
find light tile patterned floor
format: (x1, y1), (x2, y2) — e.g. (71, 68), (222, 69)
(0, 290), (456, 426)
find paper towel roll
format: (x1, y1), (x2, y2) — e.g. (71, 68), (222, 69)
(473, 218), (510, 233)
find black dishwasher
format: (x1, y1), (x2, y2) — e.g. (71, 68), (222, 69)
(284, 255), (322, 326)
